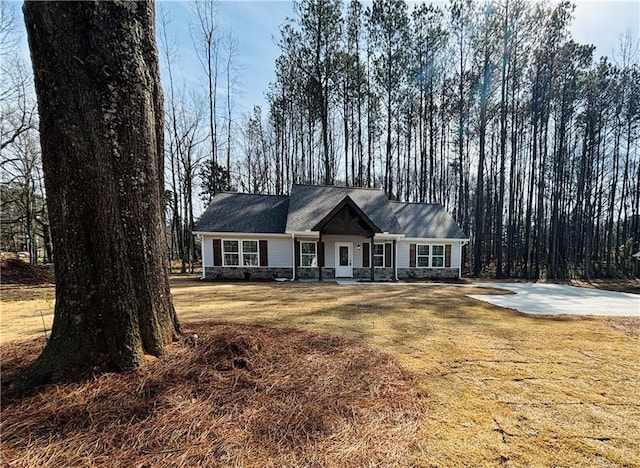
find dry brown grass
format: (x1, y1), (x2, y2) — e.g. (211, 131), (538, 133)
(0, 284), (54, 343)
(2, 277), (639, 466)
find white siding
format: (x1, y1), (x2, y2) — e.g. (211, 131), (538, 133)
(322, 235), (368, 268)
(268, 238), (293, 267)
(203, 235), (463, 270)
(451, 242), (462, 268)
(202, 236), (214, 267)
(397, 241), (410, 268)
(352, 243), (363, 267)
(202, 235), (292, 268)
(324, 242), (335, 267)
(397, 240), (463, 268)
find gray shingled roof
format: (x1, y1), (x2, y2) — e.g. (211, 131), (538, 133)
(196, 186), (467, 240)
(390, 202), (468, 239)
(194, 192), (289, 233)
(285, 185), (402, 234)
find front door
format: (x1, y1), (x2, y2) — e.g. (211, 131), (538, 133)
(335, 242), (353, 277)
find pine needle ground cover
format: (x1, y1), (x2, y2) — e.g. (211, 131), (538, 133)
(2, 323), (424, 467)
(1, 278), (638, 466)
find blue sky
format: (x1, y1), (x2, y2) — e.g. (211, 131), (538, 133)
(571, 0), (639, 58)
(154, 0), (639, 117)
(11, 0), (640, 117)
(156, 1), (296, 116)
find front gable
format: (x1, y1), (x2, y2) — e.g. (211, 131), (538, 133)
(312, 196), (382, 235)
(285, 185), (402, 234)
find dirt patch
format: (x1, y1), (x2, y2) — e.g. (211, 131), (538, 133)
(468, 277), (640, 295)
(1, 322), (427, 467)
(606, 317), (640, 337)
(570, 278), (640, 295)
(0, 256), (54, 285)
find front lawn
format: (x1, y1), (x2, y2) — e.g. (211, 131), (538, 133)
(1, 277), (638, 466)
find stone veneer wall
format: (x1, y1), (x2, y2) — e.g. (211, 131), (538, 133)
(295, 268), (395, 281)
(204, 266), (458, 281)
(322, 268), (335, 279)
(204, 267), (293, 280)
(397, 267), (458, 280)
(295, 267), (335, 280)
(351, 268), (394, 281)
(296, 268), (317, 280)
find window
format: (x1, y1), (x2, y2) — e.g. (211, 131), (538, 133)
(373, 243), (384, 267)
(223, 240), (239, 266)
(301, 242), (317, 267)
(222, 239), (260, 267)
(417, 244), (429, 267)
(242, 240), (259, 266)
(416, 244), (445, 268)
(431, 245), (444, 267)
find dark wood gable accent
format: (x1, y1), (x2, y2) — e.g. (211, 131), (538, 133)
(213, 239), (222, 266)
(259, 240), (268, 266)
(312, 196), (382, 235)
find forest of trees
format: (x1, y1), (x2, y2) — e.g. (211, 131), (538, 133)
(256, 0), (640, 279)
(1, 0), (638, 279)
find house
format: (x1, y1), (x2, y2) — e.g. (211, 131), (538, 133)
(194, 184), (469, 281)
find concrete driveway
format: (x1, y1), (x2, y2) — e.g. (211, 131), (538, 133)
(470, 282), (639, 317)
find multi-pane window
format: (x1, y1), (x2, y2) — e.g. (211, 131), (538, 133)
(431, 245), (444, 267)
(223, 240), (240, 266)
(416, 244), (445, 268)
(301, 242), (317, 267)
(242, 240), (259, 266)
(222, 240), (260, 267)
(417, 244), (430, 267)
(373, 243), (385, 267)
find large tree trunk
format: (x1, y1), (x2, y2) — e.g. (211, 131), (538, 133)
(22, 0), (181, 385)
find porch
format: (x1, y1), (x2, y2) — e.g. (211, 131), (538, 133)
(292, 196), (398, 281)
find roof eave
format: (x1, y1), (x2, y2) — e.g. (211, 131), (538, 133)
(401, 237), (470, 242)
(193, 231), (290, 238)
(373, 233), (405, 239)
(285, 230), (320, 237)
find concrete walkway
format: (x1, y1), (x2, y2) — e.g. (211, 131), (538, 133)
(470, 282), (639, 317)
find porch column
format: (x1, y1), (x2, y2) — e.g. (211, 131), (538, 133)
(318, 231), (323, 282)
(393, 238), (397, 281)
(200, 235), (205, 279)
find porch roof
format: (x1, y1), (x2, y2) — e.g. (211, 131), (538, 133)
(285, 185), (402, 234)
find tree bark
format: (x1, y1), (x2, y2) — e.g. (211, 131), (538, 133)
(22, 0), (180, 386)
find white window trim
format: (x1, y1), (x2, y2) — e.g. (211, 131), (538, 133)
(300, 241), (317, 268)
(431, 244), (445, 268)
(373, 243), (385, 268)
(242, 240), (260, 267)
(416, 244), (446, 269)
(416, 244), (430, 268)
(222, 239), (261, 268)
(223, 239), (240, 267)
